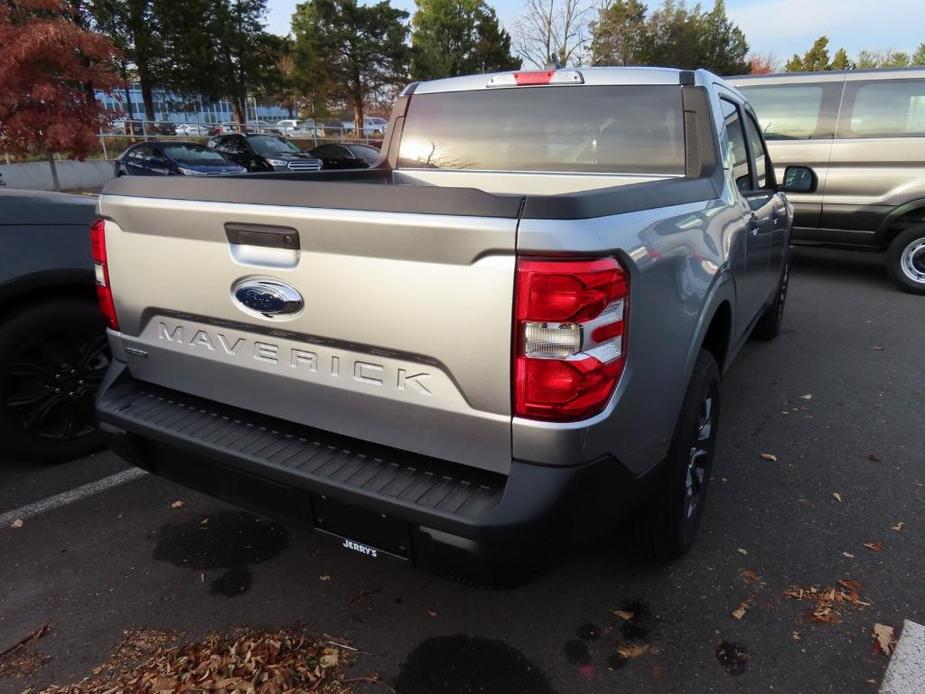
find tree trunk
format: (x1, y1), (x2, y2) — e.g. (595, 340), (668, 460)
(233, 97), (246, 127)
(140, 76), (156, 123)
(47, 154), (60, 191)
(353, 98), (363, 138)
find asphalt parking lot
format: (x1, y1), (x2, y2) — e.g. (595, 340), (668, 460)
(1, 246), (923, 694)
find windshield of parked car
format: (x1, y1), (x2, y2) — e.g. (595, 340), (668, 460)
(162, 143), (230, 164)
(398, 85), (685, 174)
(248, 135), (301, 156)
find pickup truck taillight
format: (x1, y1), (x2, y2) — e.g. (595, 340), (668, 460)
(514, 258), (628, 421)
(90, 218), (119, 330)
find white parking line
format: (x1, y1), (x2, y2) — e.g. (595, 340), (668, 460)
(881, 620), (925, 694)
(0, 467), (147, 528)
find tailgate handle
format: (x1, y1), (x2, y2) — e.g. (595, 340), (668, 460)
(225, 223), (300, 250)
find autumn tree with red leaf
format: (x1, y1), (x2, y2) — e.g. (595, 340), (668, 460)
(0, 0), (122, 167)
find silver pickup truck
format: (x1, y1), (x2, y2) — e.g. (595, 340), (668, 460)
(94, 68), (812, 584)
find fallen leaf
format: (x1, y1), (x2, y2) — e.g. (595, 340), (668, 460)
(740, 568), (761, 584)
(426, 608), (438, 618)
(873, 623), (895, 656)
(737, 548), (748, 556)
(760, 453), (778, 462)
(731, 602), (749, 620)
(832, 492), (843, 502)
(867, 453), (882, 463)
(838, 579), (864, 594)
(10, 519), (24, 528)
(792, 631), (801, 641)
(319, 648), (340, 668)
(170, 500), (185, 509)
(890, 521), (905, 533)
(863, 542), (884, 553)
(810, 607), (842, 624)
(611, 609), (635, 621)
(872, 346), (885, 351)
(781, 410), (790, 415)
(617, 644), (650, 659)
(799, 394), (813, 400)
(319, 575), (331, 582)
(842, 552), (855, 559)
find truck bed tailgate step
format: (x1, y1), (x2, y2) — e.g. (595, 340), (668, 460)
(99, 383), (505, 519)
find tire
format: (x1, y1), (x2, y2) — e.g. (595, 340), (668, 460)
(886, 226), (925, 295)
(0, 298), (110, 463)
(752, 253), (790, 341)
(632, 350), (721, 560)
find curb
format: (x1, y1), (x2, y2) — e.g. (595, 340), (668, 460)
(881, 620), (925, 694)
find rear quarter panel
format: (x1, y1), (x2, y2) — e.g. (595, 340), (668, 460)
(514, 196), (738, 476)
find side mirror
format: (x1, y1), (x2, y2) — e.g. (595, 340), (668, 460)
(780, 166), (817, 194)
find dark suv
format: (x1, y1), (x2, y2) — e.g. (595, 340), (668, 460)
(209, 134), (322, 173)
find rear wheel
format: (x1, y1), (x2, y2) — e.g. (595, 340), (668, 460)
(887, 226), (925, 295)
(632, 350), (720, 560)
(0, 298), (110, 463)
(752, 255), (790, 341)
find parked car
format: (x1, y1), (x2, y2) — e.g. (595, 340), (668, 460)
(94, 67), (812, 584)
(308, 143), (381, 169)
(115, 141), (246, 176)
(318, 121), (352, 137)
(174, 123), (210, 136)
(731, 67), (925, 293)
(247, 120), (279, 134)
(0, 189), (110, 462)
(275, 119), (301, 135)
(209, 122), (239, 136)
(362, 116), (388, 137)
(291, 121), (321, 138)
(209, 133), (322, 172)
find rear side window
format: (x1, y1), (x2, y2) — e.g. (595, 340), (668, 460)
(841, 79), (925, 138)
(398, 85), (686, 175)
(721, 99), (751, 193)
(738, 83), (837, 140)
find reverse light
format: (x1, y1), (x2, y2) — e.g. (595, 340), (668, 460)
(514, 257), (628, 421)
(90, 218), (119, 330)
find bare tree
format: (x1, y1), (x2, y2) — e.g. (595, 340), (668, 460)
(513, 0), (592, 68)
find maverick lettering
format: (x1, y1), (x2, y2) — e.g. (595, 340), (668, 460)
(157, 321), (432, 395)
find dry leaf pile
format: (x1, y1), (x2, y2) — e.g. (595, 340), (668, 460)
(783, 580), (872, 624)
(34, 628), (349, 694)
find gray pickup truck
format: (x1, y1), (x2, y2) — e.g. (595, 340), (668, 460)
(94, 68), (811, 584)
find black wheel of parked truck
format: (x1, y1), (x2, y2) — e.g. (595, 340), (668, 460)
(633, 349), (721, 560)
(887, 225), (925, 295)
(0, 298), (110, 463)
(752, 254), (790, 341)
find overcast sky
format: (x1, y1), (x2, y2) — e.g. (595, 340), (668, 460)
(265, 0), (925, 64)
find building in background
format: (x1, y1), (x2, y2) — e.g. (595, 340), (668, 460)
(95, 84), (290, 125)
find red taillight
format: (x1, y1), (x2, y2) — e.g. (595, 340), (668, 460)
(90, 218), (119, 330)
(514, 70), (555, 85)
(514, 257), (628, 421)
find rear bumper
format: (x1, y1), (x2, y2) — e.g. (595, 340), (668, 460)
(97, 363), (658, 585)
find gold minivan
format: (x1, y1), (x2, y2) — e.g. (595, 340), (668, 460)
(731, 68), (925, 293)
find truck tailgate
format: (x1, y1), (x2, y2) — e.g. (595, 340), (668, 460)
(99, 188), (518, 474)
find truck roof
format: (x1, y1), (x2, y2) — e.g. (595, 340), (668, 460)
(405, 66), (725, 95)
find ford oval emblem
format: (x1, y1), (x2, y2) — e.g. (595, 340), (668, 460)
(232, 278), (303, 319)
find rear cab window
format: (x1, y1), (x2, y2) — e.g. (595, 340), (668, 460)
(397, 85), (686, 175)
